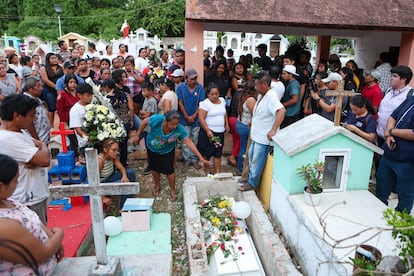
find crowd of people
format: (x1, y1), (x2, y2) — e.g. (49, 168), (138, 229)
(0, 40), (414, 274)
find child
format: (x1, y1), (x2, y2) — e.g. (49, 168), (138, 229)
(138, 82), (158, 174)
(98, 138), (136, 208)
(21, 56), (38, 86)
(69, 83), (94, 163)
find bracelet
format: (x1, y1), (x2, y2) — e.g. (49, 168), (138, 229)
(389, 128), (394, 137)
(315, 98), (321, 103)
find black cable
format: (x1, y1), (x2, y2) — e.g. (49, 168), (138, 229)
(0, 239), (40, 276)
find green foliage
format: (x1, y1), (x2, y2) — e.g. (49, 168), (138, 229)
(349, 256), (380, 275)
(297, 160), (325, 194)
(285, 36), (309, 60)
(0, 0), (184, 41)
(383, 208), (414, 269)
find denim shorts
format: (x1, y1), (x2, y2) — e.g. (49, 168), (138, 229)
(42, 87), (57, 112)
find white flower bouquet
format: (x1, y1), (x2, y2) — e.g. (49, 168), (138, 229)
(82, 104), (127, 143)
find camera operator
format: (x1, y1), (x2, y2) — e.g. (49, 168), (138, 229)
(303, 76), (320, 115)
(310, 72), (348, 122)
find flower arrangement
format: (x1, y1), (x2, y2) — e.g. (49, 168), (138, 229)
(246, 62), (262, 77)
(199, 196), (244, 263)
(297, 160), (325, 194)
(82, 104), (127, 143)
(142, 65), (165, 83)
(209, 136), (223, 148)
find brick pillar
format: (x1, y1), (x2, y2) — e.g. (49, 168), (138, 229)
(315, 36), (331, 65)
(184, 20), (205, 86)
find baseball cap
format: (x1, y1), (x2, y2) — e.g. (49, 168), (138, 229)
(322, 72), (343, 83)
(186, 69), (198, 79)
(63, 60), (75, 68)
(283, 65), (298, 76)
(369, 70), (381, 80)
(171, 68), (184, 77)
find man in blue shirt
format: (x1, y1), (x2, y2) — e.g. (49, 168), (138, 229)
(280, 64), (301, 128)
(376, 95), (414, 213)
(177, 69), (205, 168)
(55, 60), (84, 91)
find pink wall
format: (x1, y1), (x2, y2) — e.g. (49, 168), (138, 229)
(398, 33), (414, 86)
(184, 20), (205, 86)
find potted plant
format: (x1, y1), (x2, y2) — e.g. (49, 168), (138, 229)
(297, 160), (325, 206)
(350, 244), (382, 275)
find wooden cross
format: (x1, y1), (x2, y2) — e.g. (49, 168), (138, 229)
(49, 148), (140, 266)
(50, 122), (74, 153)
(325, 80), (355, 126)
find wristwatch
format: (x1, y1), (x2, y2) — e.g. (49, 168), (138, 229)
(389, 128), (394, 136)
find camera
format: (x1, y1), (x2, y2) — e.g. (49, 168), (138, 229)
(308, 78), (318, 92)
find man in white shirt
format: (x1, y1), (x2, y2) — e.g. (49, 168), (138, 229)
(0, 94), (51, 224)
(23, 76), (50, 143)
(239, 72), (286, 191)
(377, 65), (413, 147)
(269, 64), (285, 100)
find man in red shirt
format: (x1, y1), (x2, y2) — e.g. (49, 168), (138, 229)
(361, 70), (383, 113)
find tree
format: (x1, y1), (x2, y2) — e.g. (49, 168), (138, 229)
(0, 0), (185, 42)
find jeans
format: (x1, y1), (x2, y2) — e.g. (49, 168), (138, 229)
(182, 125), (200, 163)
(248, 140), (271, 188)
(133, 114), (141, 131)
(236, 120), (250, 173)
(376, 156), (414, 213)
(102, 168), (136, 209)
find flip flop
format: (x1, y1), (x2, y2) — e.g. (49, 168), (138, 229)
(170, 193), (178, 202)
(238, 182), (257, 192)
(152, 188), (160, 197)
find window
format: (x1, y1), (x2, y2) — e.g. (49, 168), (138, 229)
(319, 148), (351, 192)
(231, 38), (238, 49)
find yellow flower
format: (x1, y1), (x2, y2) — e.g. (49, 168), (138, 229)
(211, 217), (220, 226)
(218, 201), (227, 209)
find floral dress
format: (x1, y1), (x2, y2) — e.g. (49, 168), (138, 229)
(0, 200), (57, 275)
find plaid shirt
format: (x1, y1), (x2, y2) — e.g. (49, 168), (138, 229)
(124, 70), (142, 97)
(376, 62), (392, 94)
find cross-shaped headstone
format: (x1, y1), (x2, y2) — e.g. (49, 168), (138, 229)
(49, 148), (139, 270)
(325, 80), (356, 126)
(50, 122), (74, 153)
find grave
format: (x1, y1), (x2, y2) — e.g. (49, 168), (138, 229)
(269, 114), (398, 275)
(183, 176), (301, 276)
(50, 148), (169, 276)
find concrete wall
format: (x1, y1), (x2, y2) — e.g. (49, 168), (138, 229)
(354, 32), (402, 70)
(274, 134), (374, 195)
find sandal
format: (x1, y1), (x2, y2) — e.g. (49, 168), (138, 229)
(152, 188), (160, 197)
(170, 193), (178, 202)
(227, 156), (237, 167)
(238, 182), (257, 192)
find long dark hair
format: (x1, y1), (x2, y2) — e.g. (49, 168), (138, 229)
(238, 80), (256, 118)
(350, 94), (376, 115)
(44, 52), (61, 78)
(64, 74), (78, 89)
(0, 154), (18, 185)
(340, 67), (357, 91)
